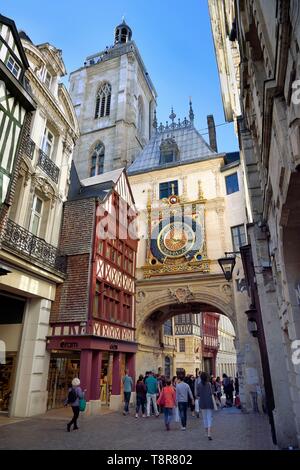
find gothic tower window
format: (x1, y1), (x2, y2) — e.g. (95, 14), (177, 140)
(90, 142), (105, 176)
(95, 82), (111, 118)
(137, 96), (144, 136)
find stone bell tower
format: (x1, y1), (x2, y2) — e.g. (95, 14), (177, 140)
(69, 19), (157, 179)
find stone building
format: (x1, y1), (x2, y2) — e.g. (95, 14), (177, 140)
(0, 27), (78, 417)
(208, 0), (300, 448)
(69, 20), (157, 178)
(172, 313), (203, 376)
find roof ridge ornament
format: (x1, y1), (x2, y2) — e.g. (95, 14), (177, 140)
(153, 109), (158, 131)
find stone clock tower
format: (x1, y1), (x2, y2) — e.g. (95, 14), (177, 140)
(69, 20), (157, 179)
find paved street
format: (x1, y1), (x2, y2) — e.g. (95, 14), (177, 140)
(0, 407), (277, 450)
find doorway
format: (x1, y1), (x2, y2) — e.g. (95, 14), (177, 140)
(0, 353), (17, 412)
(47, 351), (80, 409)
(100, 352), (113, 405)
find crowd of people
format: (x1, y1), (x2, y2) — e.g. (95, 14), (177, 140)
(122, 369), (240, 440)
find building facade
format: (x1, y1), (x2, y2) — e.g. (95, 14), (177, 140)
(0, 26), (78, 417)
(47, 167), (138, 412)
(216, 314), (237, 379)
(69, 20), (157, 179)
(208, 0), (300, 448)
(172, 313), (202, 376)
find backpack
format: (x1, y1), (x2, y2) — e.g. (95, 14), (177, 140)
(67, 388), (77, 404)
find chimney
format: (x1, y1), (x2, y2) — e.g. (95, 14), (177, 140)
(207, 115), (218, 152)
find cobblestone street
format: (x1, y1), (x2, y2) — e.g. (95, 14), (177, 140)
(0, 407), (277, 450)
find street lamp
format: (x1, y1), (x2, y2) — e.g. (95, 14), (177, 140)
(218, 253), (237, 281)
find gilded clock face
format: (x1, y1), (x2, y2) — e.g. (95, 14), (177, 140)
(158, 221), (195, 258)
(150, 216), (203, 262)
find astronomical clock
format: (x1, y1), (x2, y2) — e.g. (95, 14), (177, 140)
(143, 190), (210, 278)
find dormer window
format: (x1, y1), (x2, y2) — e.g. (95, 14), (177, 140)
(159, 137), (179, 165)
(6, 55), (21, 79)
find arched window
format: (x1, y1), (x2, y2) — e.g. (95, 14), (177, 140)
(95, 83), (111, 118)
(138, 96), (144, 136)
(90, 142), (105, 176)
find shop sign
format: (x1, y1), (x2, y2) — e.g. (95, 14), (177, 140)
(60, 340), (78, 349)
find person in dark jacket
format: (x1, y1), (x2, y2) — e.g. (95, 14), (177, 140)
(196, 372), (214, 440)
(65, 377), (84, 432)
(135, 375), (147, 418)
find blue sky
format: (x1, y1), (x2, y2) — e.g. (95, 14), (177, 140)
(2, 0), (238, 151)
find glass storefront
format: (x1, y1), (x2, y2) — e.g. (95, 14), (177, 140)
(47, 351), (80, 409)
(100, 352), (113, 405)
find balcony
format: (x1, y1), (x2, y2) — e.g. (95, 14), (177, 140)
(2, 219), (66, 275)
(163, 335), (175, 348)
(38, 149), (59, 184)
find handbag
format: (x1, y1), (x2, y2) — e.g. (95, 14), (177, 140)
(79, 397), (86, 412)
(211, 394), (218, 411)
(195, 398), (200, 413)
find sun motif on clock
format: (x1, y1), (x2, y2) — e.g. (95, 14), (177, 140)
(150, 216), (203, 262)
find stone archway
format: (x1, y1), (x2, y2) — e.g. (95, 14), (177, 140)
(134, 273), (264, 412)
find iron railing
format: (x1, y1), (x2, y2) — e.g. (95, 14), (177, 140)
(37, 149), (59, 184)
(23, 136), (35, 160)
(3, 219), (66, 274)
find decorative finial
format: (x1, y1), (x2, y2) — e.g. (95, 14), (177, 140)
(122, 15), (125, 23)
(189, 97), (194, 123)
(169, 107), (176, 124)
(153, 109), (158, 131)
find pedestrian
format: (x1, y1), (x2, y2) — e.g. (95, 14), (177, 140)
(122, 369), (133, 415)
(186, 374), (196, 417)
(215, 376), (222, 407)
(145, 371), (159, 417)
(235, 374), (239, 396)
(196, 372), (214, 440)
(176, 375), (194, 430)
(157, 379), (176, 431)
(65, 377), (84, 432)
(172, 376), (177, 389)
(135, 374), (147, 418)
(222, 373), (234, 407)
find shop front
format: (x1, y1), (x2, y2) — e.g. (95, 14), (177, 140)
(0, 292), (25, 414)
(47, 321), (137, 413)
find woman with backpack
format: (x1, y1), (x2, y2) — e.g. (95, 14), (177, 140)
(65, 377), (84, 432)
(196, 372), (215, 440)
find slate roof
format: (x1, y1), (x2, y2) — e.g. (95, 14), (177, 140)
(128, 124), (220, 175)
(68, 163), (123, 202)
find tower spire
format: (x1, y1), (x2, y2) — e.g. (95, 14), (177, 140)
(153, 109), (158, 131)
(189, 97), (195, 124)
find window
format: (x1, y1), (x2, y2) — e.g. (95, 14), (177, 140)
(231, 225), (247, 252)
(90, 142), (105, 176)
(159, 137), (179, 164)
(44, 71), (52, 89)
(95, 82), (111, 118)
(42, 128), (54, 158)
(29, 195), (43, 236)
(6, 55), (21, 79)
(165, 357), (171, 378)
(159, 180), (178, 199)
(164, 319), (173, 336)
(179, 338), (185, 352)
(225, 172), (239, 195)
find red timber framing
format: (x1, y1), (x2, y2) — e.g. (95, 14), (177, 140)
(47, 169), (138, 408)
(202, 312), (220, 376)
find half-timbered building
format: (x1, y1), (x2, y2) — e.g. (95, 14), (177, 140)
(0, 14), (36, 240)
(47, 166), (138, 413)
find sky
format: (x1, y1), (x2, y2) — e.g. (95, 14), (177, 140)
(2, 0), (239, 152)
